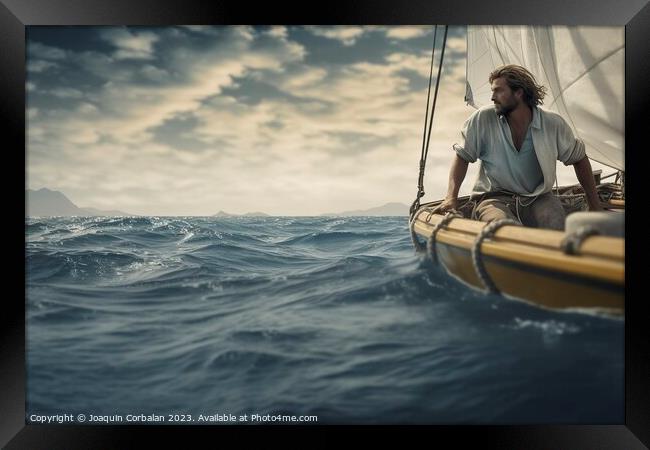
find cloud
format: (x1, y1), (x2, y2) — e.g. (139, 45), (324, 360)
(281, 67), (328, 90)
(26, 26), (485, 215)
(181, 25), (208, 33)
(38, 28), (306, 151)
(183, 35), (476, 213)
(49, 87), (84, 99)
(445, 34), (467, 54)
(101, 28), (159, 60)
(28, 42), (67, 60)
(306, 26), (367, 46)
(27, 60), (58, 73)
(385, 26), (432, 40)
(77, 103), (98, 114)
(266, 26), (288, 39)
(138, 64), (168, 82)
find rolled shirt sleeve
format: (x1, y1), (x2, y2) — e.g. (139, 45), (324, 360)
(453, 110), (481, 163)
(556, 118), (586, 165)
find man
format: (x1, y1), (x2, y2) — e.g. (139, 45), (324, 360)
(436, 64), (602, 230)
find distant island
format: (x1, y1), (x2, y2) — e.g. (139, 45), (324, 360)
(321, 202), (409, 217)
(25, 188), (410, 217)
(213, 203), (409, 217)
(26, 188), (136, 217)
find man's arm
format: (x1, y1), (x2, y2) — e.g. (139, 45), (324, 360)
(573, 156), (603, 211)
(436, 154), (469, 212)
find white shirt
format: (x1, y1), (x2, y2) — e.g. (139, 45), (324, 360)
(453, 105), (586, 196)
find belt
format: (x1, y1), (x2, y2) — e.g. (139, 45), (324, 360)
(474, 190), (538, 201)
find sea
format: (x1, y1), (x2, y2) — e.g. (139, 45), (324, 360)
(25, 216), (624, 425)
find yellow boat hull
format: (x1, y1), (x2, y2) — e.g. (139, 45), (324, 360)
(412, 209), (624, 315)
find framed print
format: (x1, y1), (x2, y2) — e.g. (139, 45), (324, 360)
(3, 0), (649, 447)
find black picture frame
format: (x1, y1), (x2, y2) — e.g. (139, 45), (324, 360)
(3, 0), (649, 447)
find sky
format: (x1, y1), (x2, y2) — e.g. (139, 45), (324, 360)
(26, 25), (616, 216)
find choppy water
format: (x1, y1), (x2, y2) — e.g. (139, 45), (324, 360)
(26, 216), (623, 424)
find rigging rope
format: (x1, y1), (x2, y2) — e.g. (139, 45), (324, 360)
(561, 225), (600, 255)
(427, 211), (463, 263)
(409, 25), (449, 222)
(409, 213), (427, 253)
(471, 219), (520, 294)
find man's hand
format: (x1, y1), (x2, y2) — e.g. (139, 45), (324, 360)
(434, 197), (458, 214)
(433, 153), (469, 215)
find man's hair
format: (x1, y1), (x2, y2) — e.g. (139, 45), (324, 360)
(489, 65), (547, 108)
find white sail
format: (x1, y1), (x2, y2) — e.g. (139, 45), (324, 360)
(466, 26), (624, 171)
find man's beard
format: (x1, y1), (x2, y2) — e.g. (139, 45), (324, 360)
(495, 101), (516, 116)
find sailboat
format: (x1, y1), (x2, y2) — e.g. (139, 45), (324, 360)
(409, 26), (624, 315)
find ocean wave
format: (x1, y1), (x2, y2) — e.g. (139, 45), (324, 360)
(25, 216), (624, 423)
(279, 230), (391, 247)
(27, 250), (144, 282)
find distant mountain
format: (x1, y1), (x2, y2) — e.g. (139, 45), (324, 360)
(213, 210), (234, 217)
(26, 188), (136, 217)
(213, 210), (269, 217)
(322, 202), (409, 217)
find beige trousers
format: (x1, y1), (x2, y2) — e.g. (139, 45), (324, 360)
(474, 191), (566, 230)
